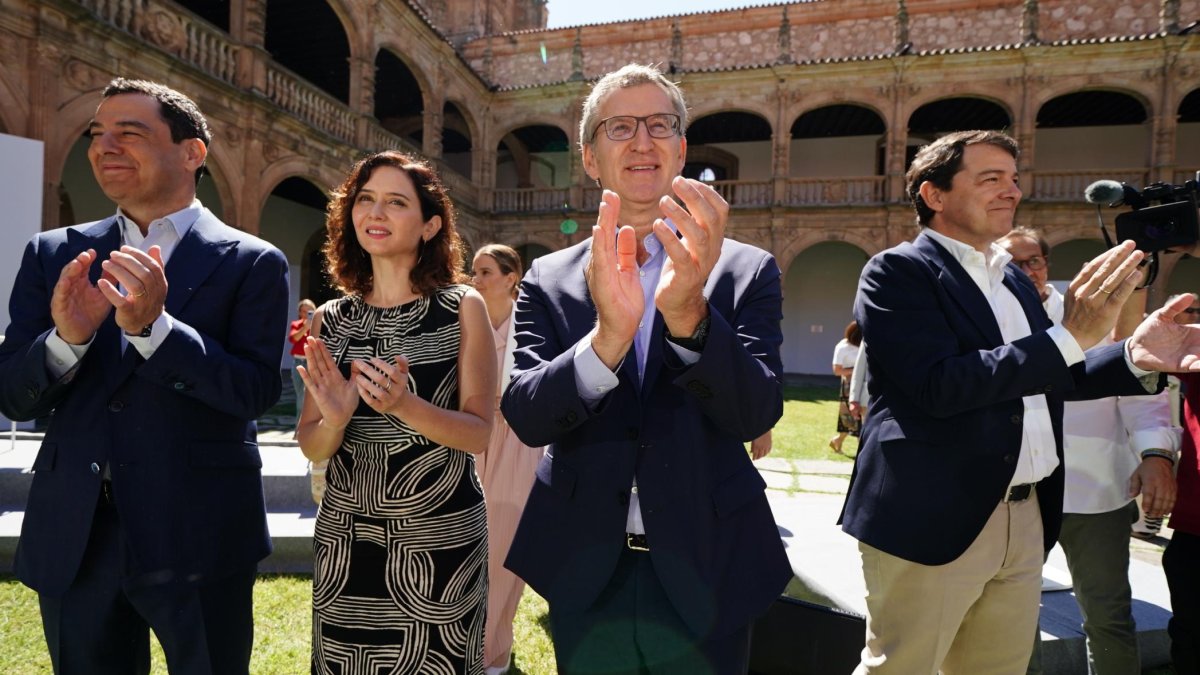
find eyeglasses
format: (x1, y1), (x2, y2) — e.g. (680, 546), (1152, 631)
(591, 114), (681, 142)
(1013, 255), (1047, 271)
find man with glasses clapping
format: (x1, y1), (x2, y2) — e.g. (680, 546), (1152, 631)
(500, 64), (790, 673)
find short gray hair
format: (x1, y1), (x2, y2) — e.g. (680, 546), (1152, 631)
(578, 64), (688, 153)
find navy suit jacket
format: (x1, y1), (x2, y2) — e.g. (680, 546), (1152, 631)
(839, 231), (1158, 565)
(0, 210), (290, 596)
(500, 236), (791, 638)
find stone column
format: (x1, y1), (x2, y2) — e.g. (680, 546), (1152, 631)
(1021, 0), (1040, 44)
(1015, 73), (1039, 193)
(423, 106), (444, 159)
(1150, 51), (1178, 183)
(1162, 0), (1180, 34)
(233, 0), (269, 93)
(883, 78), (909, 203)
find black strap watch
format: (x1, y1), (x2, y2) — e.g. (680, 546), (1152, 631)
(666, 315), (710, 351)
(125, 323), (154, 338)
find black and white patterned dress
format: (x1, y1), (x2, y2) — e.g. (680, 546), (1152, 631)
(312, 286), (487, 675)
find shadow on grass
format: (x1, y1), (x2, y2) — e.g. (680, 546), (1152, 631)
(784, 385), (839, 403)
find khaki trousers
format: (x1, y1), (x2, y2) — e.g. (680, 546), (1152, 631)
(854, 492), (1044, 675)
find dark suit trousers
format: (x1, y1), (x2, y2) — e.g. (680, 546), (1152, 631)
(38, 491), (256, 675)
(549, 546), (751, 675)
(1164, 531), (1200, 675)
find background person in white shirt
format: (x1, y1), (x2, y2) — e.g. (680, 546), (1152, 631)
(999, 227), (1179, 675)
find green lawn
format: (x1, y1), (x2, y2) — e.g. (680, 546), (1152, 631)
(763, 384), (859, 461)
(0, 574), (554, 674)
(7, 385), (1179, 674)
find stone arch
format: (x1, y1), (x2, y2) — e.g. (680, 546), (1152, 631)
(444, 97), (481, 150)
(258, 174), (333, 316)
(372, 44), (434, 104)
(790, 103), (888, 178)
(198, 142), (238, 224)
(1030, 84), (1155, 122)
(1034, 89), (1152, 178)
(46, 88), (107, 190)
(264, 0), (354, 102)
(685, 110), (773, 182)
(495, 230), (565, 256)
(905, 95), (1014, 135)
(492, 119), (572, 147)
(788, 98), (891, 134)
(257, 157), (339, 214)
(494, 124), (571, 189)
(687, 103), (775, 133)
(0, 68), (27, 135)
(1174, 87), (1200, 172)
(776, 228), (882, 280)
(781, 240), (871, 375)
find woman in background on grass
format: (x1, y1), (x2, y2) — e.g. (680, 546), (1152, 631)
(297, 150), (495, 674)
(471, 243), (544, 675)
(829, 320), (862, 455)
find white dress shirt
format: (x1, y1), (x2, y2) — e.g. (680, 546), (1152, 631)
(924, 228), (1080, 487)
(1041, 285), (1183, 514)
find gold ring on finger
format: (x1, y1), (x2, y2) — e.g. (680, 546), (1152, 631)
(384, 379), (393, 392)
(1099, 286), (1114, 295)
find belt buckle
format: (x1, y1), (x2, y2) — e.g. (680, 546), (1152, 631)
(1006, 483), (1034, 503)
(625, 533), (649, 552)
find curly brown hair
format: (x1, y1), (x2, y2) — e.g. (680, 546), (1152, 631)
(323, 151), (466, 297)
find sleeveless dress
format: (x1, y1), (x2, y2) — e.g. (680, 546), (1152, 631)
(312, 287), (487, 675)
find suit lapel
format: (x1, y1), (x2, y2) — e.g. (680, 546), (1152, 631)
(917, 232), (1004, 347)
(1003, 267), (1049, 331)
(163, 210), (237, 317)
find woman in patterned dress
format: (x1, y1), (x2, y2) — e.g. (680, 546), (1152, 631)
(296, 150), (496, 674)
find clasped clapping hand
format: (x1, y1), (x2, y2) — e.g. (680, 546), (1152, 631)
(355, 356), (410, 416)
(1060, 241), (1144, 350)
(653, 176), (727, 335)
(50, 245), (169, 344)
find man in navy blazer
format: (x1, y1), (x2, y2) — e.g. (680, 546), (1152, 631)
(839, 130), (1200, 674)
(500, 64), (790, 673)
(0, 79), (289, 673)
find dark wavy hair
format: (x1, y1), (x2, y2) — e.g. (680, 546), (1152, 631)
(323, 151), (466, 297)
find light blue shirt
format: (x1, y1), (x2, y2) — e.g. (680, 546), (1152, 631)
(571, 221), (702, 534)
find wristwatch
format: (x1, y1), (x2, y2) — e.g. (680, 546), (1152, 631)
(1141, 448), (1179, 465)
(666, 315), (710, 351)
(125, 323), (154, 338)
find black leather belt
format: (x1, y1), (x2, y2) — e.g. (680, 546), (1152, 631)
(625, 533), (649, 552)
(1005, 482), (1036, 503)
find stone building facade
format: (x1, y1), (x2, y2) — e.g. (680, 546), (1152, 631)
(1, 0), (1198, 372)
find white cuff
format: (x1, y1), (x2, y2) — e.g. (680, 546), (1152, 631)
(1046, 324), (1085, 367)
(126, 312), (173, 360)
(45, 330), (92, 379)
(574, 334), (619, 407)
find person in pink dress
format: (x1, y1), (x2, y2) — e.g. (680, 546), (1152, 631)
(471, 243), (545, 675)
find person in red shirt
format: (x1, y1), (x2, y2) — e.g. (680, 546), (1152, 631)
(1167, 293), (1200, 674)
(289, 299), (316, 418)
